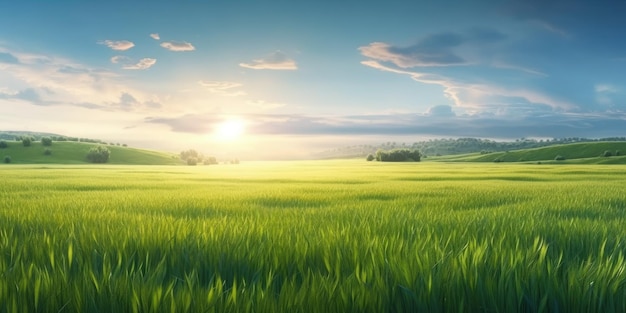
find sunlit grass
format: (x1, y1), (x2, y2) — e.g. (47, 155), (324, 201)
(1, 161), (625, 312)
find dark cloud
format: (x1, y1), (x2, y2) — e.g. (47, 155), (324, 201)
(426, 105), (456, 117)
(0, 52), (19, 64)
(360, 28), (507, 68)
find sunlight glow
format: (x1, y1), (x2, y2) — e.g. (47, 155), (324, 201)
(214, 118), (246, 141)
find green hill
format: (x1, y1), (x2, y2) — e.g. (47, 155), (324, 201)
(0, 141), (182, 165)
(431, 141), (626, 164)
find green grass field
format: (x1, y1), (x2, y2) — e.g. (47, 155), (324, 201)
(431, 141), (626, 164)
(0, 141), (181, 165)
(1, 161), (625, 312)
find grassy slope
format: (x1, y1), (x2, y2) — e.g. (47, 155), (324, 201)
(430, 141), (626, 164)
(0, 141), (182, 165)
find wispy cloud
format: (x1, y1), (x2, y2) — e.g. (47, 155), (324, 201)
(0, 52), (19, 64)
(98, 40), (135, 51)
(122, 58), (157, 70)
(150, 33), (160, 40)
(491, 60), (547, 76)
(246, 100), (285, 110)
(361, 60), (575, 112)
(110, 55), (129, 64)
(240, 51), (297, 70)
(160, 41), (195, 51)
(198, 80), (246, 96)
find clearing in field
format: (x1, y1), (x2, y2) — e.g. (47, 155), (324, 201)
(1, 161), (625, 312)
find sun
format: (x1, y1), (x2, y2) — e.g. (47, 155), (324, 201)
(214, 118), (246, 141)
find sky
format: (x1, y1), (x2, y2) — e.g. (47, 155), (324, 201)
(1, 0), (625, 159)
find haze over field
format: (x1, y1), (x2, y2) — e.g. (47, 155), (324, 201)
(1, 0), (625, 159)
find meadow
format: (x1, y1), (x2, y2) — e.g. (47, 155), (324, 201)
(1, 161), (625, 312)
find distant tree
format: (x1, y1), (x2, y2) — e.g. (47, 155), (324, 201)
(3, 156), (11, 163)
(555, 155), (565, 161)
(86, 146), (110, 163)
(122, 144), (127, 147)
(203, 156), (218, 165)
(187, 157), (198, 166)
(366, 154), (375, 161)
(0, 140), (7, 149)
(180, 149), (200, 161)
(375, 148), (421, 162)
(603, 150), (612, 157)
(44, 148), (52, 156)
(616, 150), (621, 156)
(22, 138), (32, 147)
(41, 137), (52, 146)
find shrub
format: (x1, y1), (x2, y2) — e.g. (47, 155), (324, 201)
(375, 148), (421, 162)
(204, 156), (218, 165)
(616, 150), (621, 156)
(44, 148), (52, 156)
(41, 137), (52, 146)
(3, 156), (10, 163)
(366, 154), (375, 161)
(22, 138), (31, 147)
(187, 158), (198, 166)
(555, 155), (565, 161)
(0, 140), (7, 149)
(603, 150), (612, 157)
(86, 146), (110, 163)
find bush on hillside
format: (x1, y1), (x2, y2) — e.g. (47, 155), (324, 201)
(3, 156), (11, 163)
(0, 141), (7, 149)
(22, 138), (31, 147)
(187, 157), (198, 166)
(86, 146), (110, 163)
(41, 137), (52, 146)
(555, 155), (565, 161)
(44, 148), (52, 156)
(203, 156), (218, 165)
(616, 150), (621, 156)
(375, 148), (421, 162)
(603, 150), (612, 157)
(366, 154), (375, 161)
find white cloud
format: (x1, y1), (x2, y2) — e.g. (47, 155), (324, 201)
(150, 33), (160, 40)
(122, 58), (157, 70)
(0, 46), (161, 113)
(239, 51), (297, 70)
(160, 41), (195, 51)
(110, 55), (129, 64)
(198, 80), (246, 96)
(98, 40), (135, 51)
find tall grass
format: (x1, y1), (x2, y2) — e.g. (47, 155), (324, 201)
(1, 162), (625, 312)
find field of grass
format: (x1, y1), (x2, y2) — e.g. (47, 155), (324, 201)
(1, 161), (625, 312)
(432, 141), (626, 164)
(0, 141), (181, 165)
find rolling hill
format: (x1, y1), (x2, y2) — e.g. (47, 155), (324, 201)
(431, 141), (626, 164)
(0, 141), (182, 165)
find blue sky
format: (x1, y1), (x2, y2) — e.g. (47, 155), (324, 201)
(1, 0), (625, 158)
